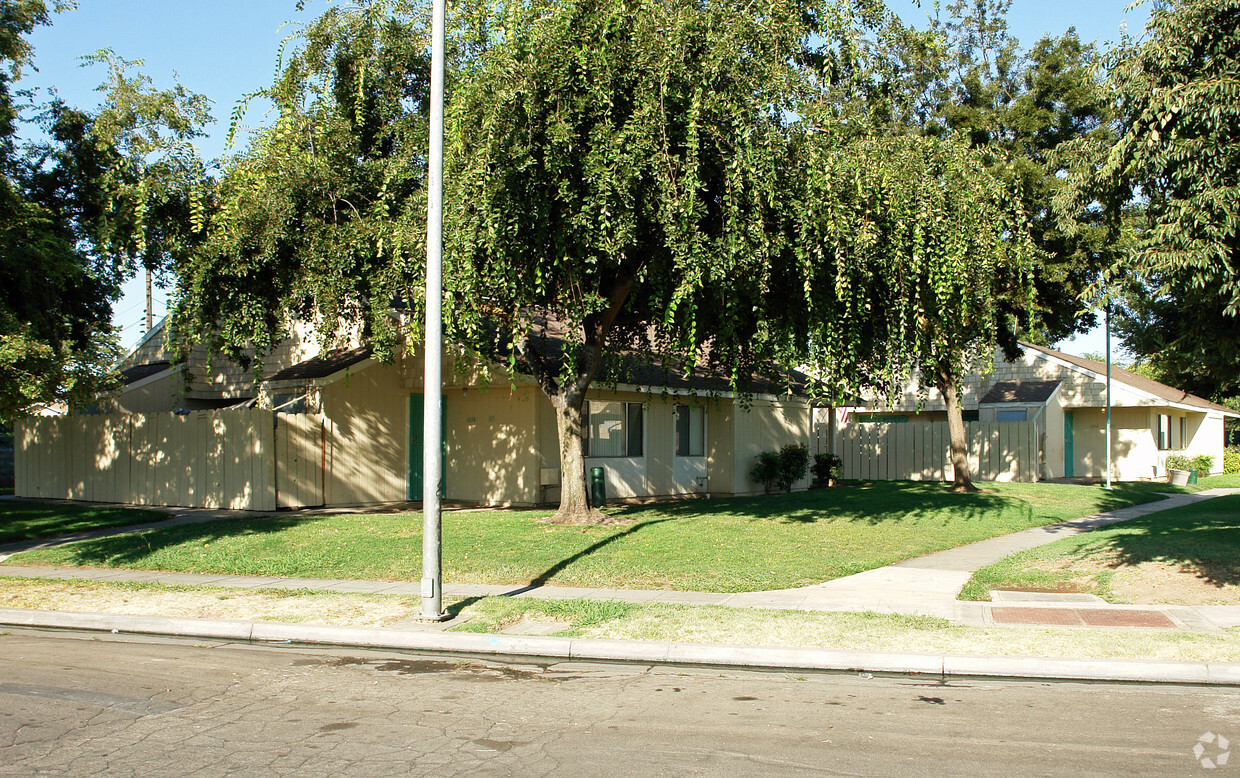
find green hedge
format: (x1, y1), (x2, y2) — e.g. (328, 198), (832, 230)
(1166, 453), (1215, 474)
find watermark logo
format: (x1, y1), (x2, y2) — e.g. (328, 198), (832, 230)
(1195, 732), (1230, 769)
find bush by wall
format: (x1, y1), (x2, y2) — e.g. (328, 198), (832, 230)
(1224, 446), (1239, 474)
(1166, 453), (1215, 474)
(812, 453), (841, 485)
(750, 444), (810, 494)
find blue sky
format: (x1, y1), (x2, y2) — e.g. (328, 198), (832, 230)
(19, 0), (1149, 356)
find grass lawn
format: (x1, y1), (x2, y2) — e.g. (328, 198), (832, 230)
(4, 481), (1173, 592)
(961, 488), (1240, 604)
(0, 500), (166, 544)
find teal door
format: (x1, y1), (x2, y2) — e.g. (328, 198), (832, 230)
(1064, 410), (1074, 478)
(407, 394), (447, 501)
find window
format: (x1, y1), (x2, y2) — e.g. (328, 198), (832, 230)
(586, 401), (643, 457)
(962, 411), (980, 423)
(271, 392), (307, 414)
(996, 409), (1027, 422)
(859, 414), (908, 423)
(675, 405), (705, 457)
(1179, 416), (1187, 450)
(1157, 414), (1172, 451)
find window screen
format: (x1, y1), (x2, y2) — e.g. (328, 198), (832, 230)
(995, 409), (1027, 422)
(675, 405), (705, 457)
(587, 401), (643, 457)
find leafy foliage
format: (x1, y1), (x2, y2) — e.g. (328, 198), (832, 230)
(1082, 0), (1240, 399)
(813, 452), (842, 485)
(1166, 453), (1215, 474)
(173, 0), (433, 364)
(854, 1), (1117, 347)
(749, 451), (781, 495)
(0, 1), (209, 419)
(789, 132), (1036, 407)
(776, 444), (810, 492)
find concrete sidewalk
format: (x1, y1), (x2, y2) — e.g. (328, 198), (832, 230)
(1, 488), (1237, 684)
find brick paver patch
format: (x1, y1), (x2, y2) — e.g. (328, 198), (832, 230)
(990, 606), (1177, 629)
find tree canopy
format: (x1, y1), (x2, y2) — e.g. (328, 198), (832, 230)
(0, 0), (210, 420)
(1082, 0), (1240, 399)
(173, 0), (433, 364)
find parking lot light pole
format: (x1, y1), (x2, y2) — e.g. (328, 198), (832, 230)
(420, 0), (446, 621)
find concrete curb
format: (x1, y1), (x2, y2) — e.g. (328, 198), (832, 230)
(3, 608), (1236, 686)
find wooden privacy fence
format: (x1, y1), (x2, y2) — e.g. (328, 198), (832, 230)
(839, 420), (1039, 483)
(15, 410), (325, 510)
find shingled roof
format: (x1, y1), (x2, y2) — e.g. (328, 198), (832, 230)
(263, 346), (372, 383)
(979, 380), (1061, 405)
(119, 361), (172, 385)
(1021, 342), (1236, 415)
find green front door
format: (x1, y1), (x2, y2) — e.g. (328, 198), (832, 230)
(1064, 410), (1074, 478)
(408, 394), (423, 500)
(407, 394), (447, 501)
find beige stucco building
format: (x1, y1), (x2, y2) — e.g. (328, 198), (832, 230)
(89, 320), (812, 508)
(839, 342), (1236, 481)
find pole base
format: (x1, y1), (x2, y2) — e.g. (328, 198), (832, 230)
(412, 612), (451, 623)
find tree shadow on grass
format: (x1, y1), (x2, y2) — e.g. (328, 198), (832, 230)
(520, 518), (674, 588)
(609, 481), (1164, 527)
(0, 500), (166, 544)
(1078, 494), (1240, 589)
(5, 513), (335, 569)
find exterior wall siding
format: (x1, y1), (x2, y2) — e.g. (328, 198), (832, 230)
(445, 385), (540, 506)
(14, 409), (277, 510)
(731, 399), (813, 496)
(320, 362), (408, 505)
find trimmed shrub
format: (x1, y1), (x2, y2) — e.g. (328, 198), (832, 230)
(751, 445), (811, 494)
(813, 453), (842, 485)
(777, 444), (810, 492)
(749, 452), (780, 494)
(1167, 453), (1216, 475)
(1225, 446), (1240, 474)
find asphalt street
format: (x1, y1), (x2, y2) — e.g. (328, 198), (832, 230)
(1, 629), (1237, 776)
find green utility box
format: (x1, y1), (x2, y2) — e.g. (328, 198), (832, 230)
(589, 466), (606, 507)
(1188, 469), (1199, 485)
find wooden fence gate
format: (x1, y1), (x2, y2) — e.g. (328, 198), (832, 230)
(16, 409), (328, 511)
(839, 420), (1039, 482)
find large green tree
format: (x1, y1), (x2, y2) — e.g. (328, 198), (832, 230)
(788, 133), (1035, 492)
(173, 0), (432, 365)
(786, 0), (1101, 489)
(1085, 0), (1240, 399)
(444, 0), (884, 521)
(178, 0), (884, 523)
(0, 1), (210, 420)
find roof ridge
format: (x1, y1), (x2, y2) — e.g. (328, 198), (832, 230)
(1020, 341), (1235, 415)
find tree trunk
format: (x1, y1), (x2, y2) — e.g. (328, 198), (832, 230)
(936, 364), (978, 493)
(548, 390), (604, 525)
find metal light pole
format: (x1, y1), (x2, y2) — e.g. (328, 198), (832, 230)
(420, 0), (446, 621)
(1105, 301), (1113, 490)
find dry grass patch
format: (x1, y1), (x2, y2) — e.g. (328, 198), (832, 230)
(0, 578), (422, 627)
(963, 493), (1240, 604)
(451, 597), (1240, 663)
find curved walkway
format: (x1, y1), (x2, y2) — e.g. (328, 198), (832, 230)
(1, 489), (1237, 632)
